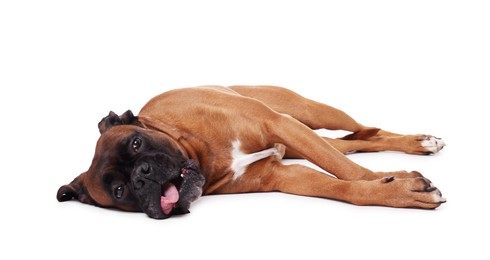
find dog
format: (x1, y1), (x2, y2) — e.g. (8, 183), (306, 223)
(57, 85), (446, 219)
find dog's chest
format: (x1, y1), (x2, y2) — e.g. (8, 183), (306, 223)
(229, 140), (280, 180)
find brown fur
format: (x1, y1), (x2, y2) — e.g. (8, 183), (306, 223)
(138, 86), (445, 207)
(58, 85), (446, 215)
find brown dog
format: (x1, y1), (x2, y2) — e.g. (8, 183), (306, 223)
(57, 86), (446, 219)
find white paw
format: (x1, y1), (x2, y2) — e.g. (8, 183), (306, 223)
(429, 183), (447, 203)
(432, 192), (447, 204)
(421, 136), (445, 154)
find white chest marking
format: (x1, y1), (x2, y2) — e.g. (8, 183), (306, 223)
(231, 140), (279, 180)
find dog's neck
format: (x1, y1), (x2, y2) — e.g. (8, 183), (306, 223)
(137, 116), (200, 165)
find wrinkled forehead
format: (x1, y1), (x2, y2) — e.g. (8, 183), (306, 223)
(89, 126), (140, 173)
(85, 125), (140, 206)
(97, 125), (140, 150)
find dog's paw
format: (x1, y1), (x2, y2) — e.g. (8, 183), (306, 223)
(353, 177), (446, 209)
(418, 135), (445, 155)
(401, 135), (445, 155)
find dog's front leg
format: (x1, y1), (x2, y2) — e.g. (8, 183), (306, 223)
(264, 162), (446, 209)
(267, 114), (373, 180)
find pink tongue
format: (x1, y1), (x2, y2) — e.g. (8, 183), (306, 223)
(160, 183), (179, 215)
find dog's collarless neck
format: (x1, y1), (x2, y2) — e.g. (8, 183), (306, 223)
(137, 116), (198, 162)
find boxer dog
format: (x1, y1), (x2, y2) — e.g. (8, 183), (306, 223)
(57, 86), (446, 219)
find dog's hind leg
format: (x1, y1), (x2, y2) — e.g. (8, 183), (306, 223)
(322, 135), (445, 155)
(230, 85), (365, 132)
(230, 86), (445, 156)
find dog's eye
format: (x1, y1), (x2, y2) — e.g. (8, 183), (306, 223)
(114, 185), (124, 199)
(132, 138), (142, 152)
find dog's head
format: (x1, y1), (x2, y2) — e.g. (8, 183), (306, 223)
(57, 110), (205, 219)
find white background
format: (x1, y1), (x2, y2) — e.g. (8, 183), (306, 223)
(1, 1), (489, 259)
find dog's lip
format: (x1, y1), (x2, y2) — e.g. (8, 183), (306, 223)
(158, 168), (187, 215)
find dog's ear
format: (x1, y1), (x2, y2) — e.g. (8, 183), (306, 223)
(98, 110), (138, 134)
(57, 172), (95, 205)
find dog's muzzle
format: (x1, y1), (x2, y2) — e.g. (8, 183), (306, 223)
(131, 154), (204, 219)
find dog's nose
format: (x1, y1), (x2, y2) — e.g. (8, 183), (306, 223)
(136, 162), (151, 175)
(132, 162), (152, 190)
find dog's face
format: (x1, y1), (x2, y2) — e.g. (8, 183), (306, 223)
(57, 111), (205, 219)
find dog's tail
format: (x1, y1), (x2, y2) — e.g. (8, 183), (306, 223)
(340, 127), (380, 140)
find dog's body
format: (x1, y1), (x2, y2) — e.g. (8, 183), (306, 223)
(57, 86), (445, 219)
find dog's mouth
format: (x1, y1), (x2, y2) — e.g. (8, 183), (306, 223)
(132, 158), (204, 219)
(160, 175), (184, 215)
